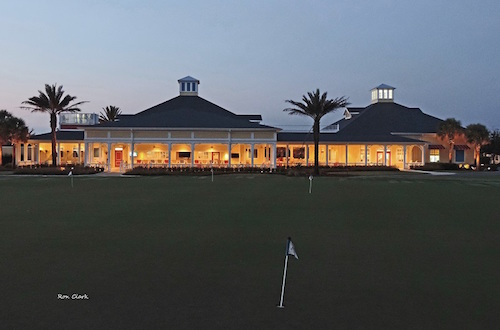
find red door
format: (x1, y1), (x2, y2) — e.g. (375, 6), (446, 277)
(115, 150), (123, 167)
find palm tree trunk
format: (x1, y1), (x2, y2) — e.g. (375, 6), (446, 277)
(448, 141), (454, 163)
(50, 112), (57, 166)
(475, 145), (481, 171)
(313, 119), (320, 175)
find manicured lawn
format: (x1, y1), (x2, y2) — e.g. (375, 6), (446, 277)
(1, 173), (499, 328)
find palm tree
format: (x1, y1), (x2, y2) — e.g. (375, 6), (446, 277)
(99, 105), (122, 123)
(437, 118), (463, 163)
(21, 84), (87, 166)
(465, 123), (490, 170)
(0, 110), (30, 166)
(284, 89), (349, 175)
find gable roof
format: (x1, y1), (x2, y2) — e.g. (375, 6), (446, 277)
(96, 95), (276, 130)
(279, 102), (443, 143)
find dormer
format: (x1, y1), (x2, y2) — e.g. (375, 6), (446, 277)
(371, 84), (395, 104)
(178, 76), (200, 96)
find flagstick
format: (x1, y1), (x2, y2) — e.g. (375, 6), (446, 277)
(278, 254), (289, 308)
(308, 175), (313, 194)
(71, 175), (73, 188)
(211, 167), (214, 182)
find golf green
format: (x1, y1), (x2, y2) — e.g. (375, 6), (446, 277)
(1, 173), (499, 328)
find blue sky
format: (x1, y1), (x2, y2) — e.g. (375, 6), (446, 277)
(1, 0), (499, 134)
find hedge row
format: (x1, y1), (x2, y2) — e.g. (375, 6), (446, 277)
(13, 165), (104, 175)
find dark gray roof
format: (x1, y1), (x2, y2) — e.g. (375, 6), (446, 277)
(178, 76), (199, 83)
(30, 130), (84, 141)
(237, 114), (262, 121)
(374, 84), (395, 89)
(96, 96), (276, 130)
(278, 102), (443, 143)
(277, 132), (421, 143)
(323, 108), (367, 131)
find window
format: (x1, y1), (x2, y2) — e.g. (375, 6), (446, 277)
(379, 90), (383, 99)
(27, 144), (32, 161)
(397, 148), (404, 162)
(293, 147), (305, 159)
(276, 147), (288, 158)
(186, 83), (190, 92)
(430, 149), (440, 162)
(178, 152), (191, 158)
(231, 153), (239, 158)
(383, 89), (388, 99)
(388, 89), (393, 99)
(455, 150), (465, 163)
(192, 82), (196, 91)
(93, 148), (100, 158)
(181, 82), (185, 91)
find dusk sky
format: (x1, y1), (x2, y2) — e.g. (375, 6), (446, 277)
(1, 0), (499, 134)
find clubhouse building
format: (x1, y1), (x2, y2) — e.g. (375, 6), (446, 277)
(16, 77), (474, 171)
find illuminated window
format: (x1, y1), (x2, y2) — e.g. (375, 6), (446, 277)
(388, 89), (393, 99)
(430, 149), (440, 162)
(383, 89), (388, 99)
(397, 148), (404, 162)
(379, 90), (383, 99)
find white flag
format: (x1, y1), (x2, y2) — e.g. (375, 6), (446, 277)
(68, 171), (73, 176)
(287, 238), (298, 259)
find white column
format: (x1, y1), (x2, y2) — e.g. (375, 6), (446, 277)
(403, 145), (407, 169)
(305, 145), (309, 166)
(325, 145), (329, 166)
(168, 143), (172, 168)
(84, 143), (89, 165)
(421, 145), (425, 165)
(228, 142), (232, 168)
(365, 144), (368, 166)
(384, 145), (388, 166)
(272, 144), (277, 169)
(107, 142), (111, 172)
(191, 143), (195, 168)
(345, 144), (348, 166)
(250, 144), (255, 167)
(131, 142), (135, 169)
(77, 143), (81, 164)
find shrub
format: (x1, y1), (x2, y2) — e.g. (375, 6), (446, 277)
(411, 163), (461, 171)
(13, 165), (103, 175)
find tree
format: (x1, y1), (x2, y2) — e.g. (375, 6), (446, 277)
(0, 110), (30, 166)
(99, 105), (122, 123)
(482, 129), (500, 154)
(465, 123), (490, 170)
(437, 118), (463, 163)
(284, 89), (349, 175)
(21, 84), (87, 166)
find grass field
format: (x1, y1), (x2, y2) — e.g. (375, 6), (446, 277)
(1, 173), (500, 329)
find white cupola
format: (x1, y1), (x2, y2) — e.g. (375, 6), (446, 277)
(371, 84), (395, 104)
(178, 76), (200, 96)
